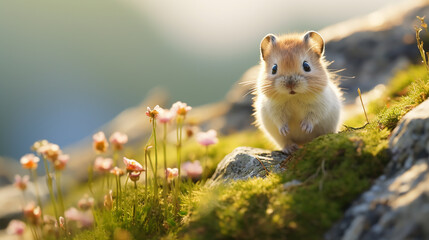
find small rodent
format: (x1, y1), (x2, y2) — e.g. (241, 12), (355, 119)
(253, 31), (342, 154)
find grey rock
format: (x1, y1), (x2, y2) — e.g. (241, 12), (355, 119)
(388, 99), (429, 176)
(206, 147), (288, 186)
(326, 99), (429, 240)
(341, 215), (367, 240)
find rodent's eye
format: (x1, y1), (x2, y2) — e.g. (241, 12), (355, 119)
(303, 61), (311, 72)
(272, 64), (277, 75)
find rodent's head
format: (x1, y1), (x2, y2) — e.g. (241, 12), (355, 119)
(258, 31), (328, 98)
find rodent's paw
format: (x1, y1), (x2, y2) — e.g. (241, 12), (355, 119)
(300, 120), (314, 134)
(279, 124), (290, 136)
(282, 144), (298, 155)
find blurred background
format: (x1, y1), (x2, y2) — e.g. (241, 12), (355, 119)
(0, 0), (405, 160)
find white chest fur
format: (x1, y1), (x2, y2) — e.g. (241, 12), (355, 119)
(254, 82), (341, 152)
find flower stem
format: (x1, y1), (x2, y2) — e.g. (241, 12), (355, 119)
(133, 181), (137, 223)
(152, 119), (159, 201)
(115, 176), (119, 210)
(29, 224), (39, 240)
(125, 175), (129, 192)
(177, 118), (183, 179)
(175, 117), (183, 214)
(163, 123), (168, 218)
(42, 158), (59, 222)
(144, 150), (148, 200)
(55, 170), (65, 221)
(118, 176), (122, 208)
(30, 169), (44, 221)
(204, 146), (209, 180)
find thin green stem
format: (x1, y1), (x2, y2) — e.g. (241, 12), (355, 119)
(163, 123), (167, 180)
(147, 153), (155, 175)
(110, 150), (119, 190)
(115, 175), (119, 210)
(163, 123), (168, 218)
(133, 181), (137, 222)
(144, 150), (148, 200)
(29, 224), (38, 240)
(118, 176), (122, 208)
(152, 119), (159, 201)
(91, 207), (98, 228)
(204, 146), (209, 180)
(30, 169), (44, 220)
(175, 117), (183, 214)
(55, 170), (65, 220)
(42, 158), (59, 221)
(125, 175), (129, 192)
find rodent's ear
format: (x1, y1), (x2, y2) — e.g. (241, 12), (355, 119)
(260, 34), (276, 61)
(303, 31), (325, 56)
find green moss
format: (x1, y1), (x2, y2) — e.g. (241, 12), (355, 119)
(344, 65), (429, 131)
(385, 65), (428, 98)
(377, 76), (429, 130)
(180, 125), (389, 239)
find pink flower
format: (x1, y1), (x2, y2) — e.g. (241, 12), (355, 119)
(165, 168), (179, 182)
(94, 157), (113, 172)
(171, 101), (192, 116)
(65, 207), (94, 228)
(123, 157), (144, 172)
(104, 190), (113, 210)
(110, 167), (125, 176)
(38, 143), (62, 162)
(129, 171), (141, 182)
(109, 132), (128, 151)
(93, 131), (109, 153)
(77, 195), (95, 211)
(196, 129), (219, 146)
(14, 174), (29, 191)
(31, 139), (49, 154)
(54, 154), (69, 171)
(181, 161), (203, 179)
(157, 107), (176, 124)
(23, 202), (42, 225)
(20, 153), (40, 170)
(146, 105), (161, 119)
(6, 220), (25, 236)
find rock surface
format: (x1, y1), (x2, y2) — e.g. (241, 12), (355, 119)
(206, 147), (288, 186)
(325, 99), (429, 240)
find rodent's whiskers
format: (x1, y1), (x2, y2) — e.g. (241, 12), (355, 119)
(239, 80), (256, 86)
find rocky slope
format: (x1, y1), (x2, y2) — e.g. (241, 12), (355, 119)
(325, 99), (429, 240)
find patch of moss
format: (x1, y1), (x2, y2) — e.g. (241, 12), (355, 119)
(377, 76), (429, 129)
(385, 65), (428, 98)
(345, 64), (429, 131)
(180, 124), (389, 239)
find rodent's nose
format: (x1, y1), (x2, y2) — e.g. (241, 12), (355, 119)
(285, 80), (296, 89)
